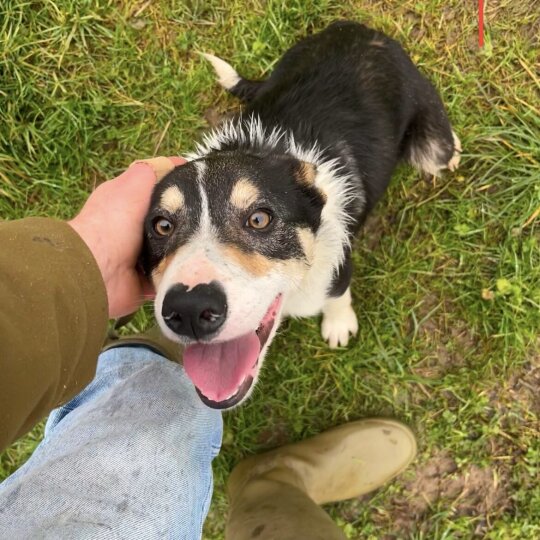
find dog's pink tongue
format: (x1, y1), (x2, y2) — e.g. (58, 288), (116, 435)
(183, 332), (261, 402)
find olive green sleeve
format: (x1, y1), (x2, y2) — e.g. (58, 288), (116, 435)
(0, 218), (108, 452)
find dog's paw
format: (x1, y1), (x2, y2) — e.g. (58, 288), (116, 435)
(321, 303), (358, 348)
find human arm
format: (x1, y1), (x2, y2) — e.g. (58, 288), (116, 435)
(0, 157), (182, 452)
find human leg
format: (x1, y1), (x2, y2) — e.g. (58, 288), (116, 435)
(0, 346), (222, 540)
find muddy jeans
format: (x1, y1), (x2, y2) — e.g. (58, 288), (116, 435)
(0, 347), (223, 539)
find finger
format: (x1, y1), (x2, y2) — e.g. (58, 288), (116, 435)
(114, 162), (158, 188)
(168, 156), (187, 167)
(130, 156), (179, 183)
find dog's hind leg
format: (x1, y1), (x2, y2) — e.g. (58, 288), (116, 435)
(202, 53), (264, 102)
(402, 80), (461, 176)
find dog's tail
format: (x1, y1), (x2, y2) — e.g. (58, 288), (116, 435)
(202, 53), (263, 102)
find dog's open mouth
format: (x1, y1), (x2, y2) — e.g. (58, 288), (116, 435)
(183, 295), (282, 409)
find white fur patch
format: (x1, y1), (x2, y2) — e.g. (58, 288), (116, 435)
(187, 115), (286, 160)
(321, 288), (358, 348)
(202, 53), (241, 90)
(409, 139), (447, 176)
(193, 161), (213, 238)
(284, 136), (361, 318)
(410, 130), (461, 176)
(448, 130), (462, 172)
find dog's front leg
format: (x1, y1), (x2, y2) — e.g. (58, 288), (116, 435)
(321, 287), (358, 348)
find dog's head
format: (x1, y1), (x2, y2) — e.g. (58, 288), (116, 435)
(142, 151), (326, 409)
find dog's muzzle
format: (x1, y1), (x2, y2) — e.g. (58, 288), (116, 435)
(161, 281), (227, 340)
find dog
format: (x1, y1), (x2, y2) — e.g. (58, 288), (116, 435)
(141, 21), (461, 410)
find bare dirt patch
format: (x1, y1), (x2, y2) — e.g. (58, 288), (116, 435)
(497, 344), (540, 415)
(203, 106), (235, 128)
(371, 452), (512, 538)
(358, 212), (396, 251)
(485, 340), (540, 432)
(372, 348), (540, 538)
(256, 422), (290, 448)
(410, 293), (478, 379)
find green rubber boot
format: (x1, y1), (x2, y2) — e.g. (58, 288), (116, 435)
(226, 419), (416, 540)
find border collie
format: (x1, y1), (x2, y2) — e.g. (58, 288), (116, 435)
(141, 21), (461, 409)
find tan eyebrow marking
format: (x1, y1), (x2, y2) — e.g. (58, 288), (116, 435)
(222, 244), (273, 277)
(160, 186), (184, 213)
(230, 178), (260, 210)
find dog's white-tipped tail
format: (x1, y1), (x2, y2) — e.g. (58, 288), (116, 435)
(202, 53), (241, 91)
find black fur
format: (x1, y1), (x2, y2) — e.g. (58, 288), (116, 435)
(329, 249), (354, 298)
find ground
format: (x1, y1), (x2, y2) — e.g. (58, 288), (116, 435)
(1, 1), (539, 538)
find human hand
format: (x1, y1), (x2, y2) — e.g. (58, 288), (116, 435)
(68, 156), (185, 318)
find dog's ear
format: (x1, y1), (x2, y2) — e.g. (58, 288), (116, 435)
(291, 160), (327, 210)
(260, 153), (327, 210)
(293, 161), (317, 187)
(266, 154), (321, 193)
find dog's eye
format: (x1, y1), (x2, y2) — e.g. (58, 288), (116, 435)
(246, 210), (273, 230)
(153, 217), (174, 236)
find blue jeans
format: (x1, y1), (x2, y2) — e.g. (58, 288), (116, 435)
(0, 347), (223, 539)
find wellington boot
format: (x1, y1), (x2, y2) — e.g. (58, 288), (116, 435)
(228, 418), (416, 506)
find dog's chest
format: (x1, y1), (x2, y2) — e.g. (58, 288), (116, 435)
(282, 278), (330, 318)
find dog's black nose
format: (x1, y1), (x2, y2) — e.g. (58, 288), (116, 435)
(162, 282), (227, 339)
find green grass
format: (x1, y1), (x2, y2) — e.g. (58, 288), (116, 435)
(1, 0), (539, 538)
